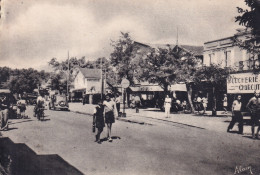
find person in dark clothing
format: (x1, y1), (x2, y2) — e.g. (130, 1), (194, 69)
(93, 99), (105, 144)
(227, 95), (243, 134)
(246, 91), (260, 139)
(0, 96), (9, 130)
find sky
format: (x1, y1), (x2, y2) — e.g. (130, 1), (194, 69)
(0, 0), (247, 70)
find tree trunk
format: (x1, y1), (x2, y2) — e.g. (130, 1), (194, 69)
(186, 84), (195, 113)
(212, 85), (217, 116)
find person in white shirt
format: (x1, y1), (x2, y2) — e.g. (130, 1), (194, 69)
(227, 95), (243, 134)
(164, 95), (172, 118)
(196, 96), (202, 113)
(223, 94), (228, 114)
(202, 97), (208, 114)
(103, 94), (118, 142)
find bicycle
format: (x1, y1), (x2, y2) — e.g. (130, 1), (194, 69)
(36, 107), (45, 121)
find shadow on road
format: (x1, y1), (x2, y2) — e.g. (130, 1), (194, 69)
(242, 135), (260, 140)
(39, 118), (51, 122)
(9, 119), (34, 125)
(0, 137), (83, 175)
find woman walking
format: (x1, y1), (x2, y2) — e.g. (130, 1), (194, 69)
(103, 94), (118, 142)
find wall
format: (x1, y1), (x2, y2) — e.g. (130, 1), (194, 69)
(203, 36), (251, 69)
(74, 71), (86, 90)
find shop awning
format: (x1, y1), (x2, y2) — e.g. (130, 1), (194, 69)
(71, 88), (86, 93)
(130, 85), (164, 92)
(169, 84), (187, 91)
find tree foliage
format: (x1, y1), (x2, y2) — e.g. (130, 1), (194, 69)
(140, 47), (178, 91)
(234, 0), (260, 55)
(0, 67), (11, 88)
(140, 46), (199, 91)
(9, 68), (50, 94)
(110, 32), (140, 85)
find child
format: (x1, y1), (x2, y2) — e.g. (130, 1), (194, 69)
(93, 99), (105, 144)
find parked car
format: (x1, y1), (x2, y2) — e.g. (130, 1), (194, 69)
(23, 93), (38, 105)
(49, 94), (69, 111)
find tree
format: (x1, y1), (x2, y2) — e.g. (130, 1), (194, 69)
(140, 46), (200, 112)
(0, 67), (11, 88)
(48, 73), (67, 93)
(110, 32), (140, 85)
(140, 47), (178, 92)
(194, 64), (232, 116)
(234, 0), (260, 56)
(9, 68), (49, 94)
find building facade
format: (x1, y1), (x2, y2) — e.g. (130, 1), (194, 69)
(72, 68), (102, 103)
(203, 29), (260, 111)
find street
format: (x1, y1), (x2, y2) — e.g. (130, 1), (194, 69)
(1, 106), (260, 175)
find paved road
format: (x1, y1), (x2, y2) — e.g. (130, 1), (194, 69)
(1, 106), (260, 175)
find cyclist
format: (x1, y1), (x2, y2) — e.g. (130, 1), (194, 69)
(35, 93), (45, 120)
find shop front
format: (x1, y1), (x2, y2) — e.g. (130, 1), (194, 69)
(227, 72), (259, 111)
(129, 84), (164, 108)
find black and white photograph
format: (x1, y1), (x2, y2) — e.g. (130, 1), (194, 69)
(0, 0), (260, 174)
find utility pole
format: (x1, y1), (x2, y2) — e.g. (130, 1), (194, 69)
(176, 27), (179, 52)
(67, 51), (69, 96)
(101, 58), (103, 100)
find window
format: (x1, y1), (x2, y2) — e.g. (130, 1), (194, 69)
(225, 51), (231, 67)
(209, 53), (214, 65)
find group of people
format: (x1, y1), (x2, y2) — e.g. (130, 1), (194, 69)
(164, 95), (193, 118)
(92, 93), (119, 144)
(193, 95), (208, 114)
(227, 91), (260, 139)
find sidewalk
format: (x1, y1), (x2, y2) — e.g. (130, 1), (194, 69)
(69, 103), (252, 135)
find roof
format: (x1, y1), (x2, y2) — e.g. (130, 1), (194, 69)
(178, 45), (204, 56)
(79, 68), (101, 79)
(134, 41), (203, 56)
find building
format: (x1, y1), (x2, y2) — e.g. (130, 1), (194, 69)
(127, 41), (203, 108)
(72, 68), (102, 103)
(203, 29), (256, 70)
(203, 29), (260, 110)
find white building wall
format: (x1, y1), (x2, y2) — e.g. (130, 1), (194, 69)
(203, 36), (251, 69)
(74, 71), (87, 90)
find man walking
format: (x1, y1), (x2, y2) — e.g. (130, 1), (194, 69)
(246, 91), (260, 139)
(227, 95), (243, 134)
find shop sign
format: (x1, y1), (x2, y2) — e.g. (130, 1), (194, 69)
(227, 72), (260, 94)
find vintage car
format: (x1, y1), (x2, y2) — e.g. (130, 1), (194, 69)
(49, 94), (69, 111)
(23, 92), (38, 105)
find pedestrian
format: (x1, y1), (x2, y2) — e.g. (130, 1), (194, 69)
(227, 95), (243, 134)
(246, 91), (260, 139)
(202, 96), (208, 114)
(17, 99), (27, 119)
(193, 95), (198, 111)
(103, 94), (118, 142)
(93, 99), (105, 144)
(134, 94), (141, 113)
(0, 96), (9, 131)
(181, 100), (187, 112)
(196, 95), (202, 113)
(164, 95), (172, 118)
(222, 94), (228, 114)
(115, 93), (121, 115)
